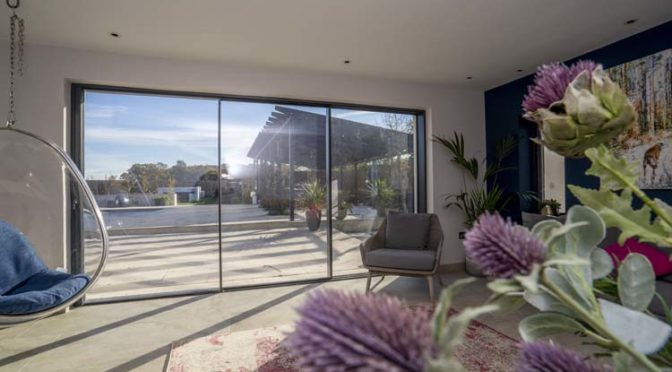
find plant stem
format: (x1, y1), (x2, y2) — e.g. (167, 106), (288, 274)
(541, 273), (661, 372)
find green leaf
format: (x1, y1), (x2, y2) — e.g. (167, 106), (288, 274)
(566, 205), (606, 251)
(618, 253), (655, 311)
(600, 299), (672, 354)
(524, 290), (574, 317)
(515, 264), (541, 293)
(438, 305), (499, 355)
(518, 313), (586, 341)
(487, 279), (522, 295)
(545, 268), (595, 311)
(432, 278), (475, 343)
(612, 352), (634, 372)
(584, 145), (638, 190)
(531, 219), (563, 242)
(569, 185), (672, 247)
(544, 254), (590, 268)
(489, 293), (526, 314)
(425, 359), (466, 372)
(591, 248), (614, 280)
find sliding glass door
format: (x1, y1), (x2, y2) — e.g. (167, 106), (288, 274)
(330, 109), (417, 275)
(76, 86), (423, 301)
(218, 101), (329, 286)
(82, 91), (220, 300)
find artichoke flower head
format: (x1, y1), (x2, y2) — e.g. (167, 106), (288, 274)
(523, 62), (635, 158)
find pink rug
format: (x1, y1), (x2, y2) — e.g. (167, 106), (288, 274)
(166, 307), (519, 372)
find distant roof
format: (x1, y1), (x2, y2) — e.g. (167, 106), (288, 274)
(246, 106), (413, 169)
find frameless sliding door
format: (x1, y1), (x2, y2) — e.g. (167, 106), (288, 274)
(77, 86), (423, 301)
(330, 109), (417, 276)
(218, 101), (329, 286)
(82, 91), (220, 300)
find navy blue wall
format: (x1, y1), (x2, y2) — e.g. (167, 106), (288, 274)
(485, 21), (672, 216)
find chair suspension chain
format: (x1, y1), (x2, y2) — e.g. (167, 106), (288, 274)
(6, 6), (24, 128)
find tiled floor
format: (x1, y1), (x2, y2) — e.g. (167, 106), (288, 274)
(0, 271), (588, 372)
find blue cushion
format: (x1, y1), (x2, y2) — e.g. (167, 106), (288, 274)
(0, 220), (47, 295)
(0, 219), (90, 315)
(0, 270), (89, 315)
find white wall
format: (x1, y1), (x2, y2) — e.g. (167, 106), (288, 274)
(543, 147), (566, 213)
(0, 44), (485, 267)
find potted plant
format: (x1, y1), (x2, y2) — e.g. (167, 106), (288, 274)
(539, 198), (561, 216)
(433, 131), (534, 276)
(336, 200), (351, 220)
(366, 179), (397, 217)
(300, 181), (326, 231)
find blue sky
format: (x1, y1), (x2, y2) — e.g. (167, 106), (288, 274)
(84, 91), (412, 179)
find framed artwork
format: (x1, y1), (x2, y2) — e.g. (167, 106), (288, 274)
(609, 48), (672, 189)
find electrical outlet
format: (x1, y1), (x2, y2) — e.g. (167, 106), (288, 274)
(458, 231), (466, 240)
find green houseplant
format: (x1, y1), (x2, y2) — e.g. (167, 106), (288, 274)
(433, 131), (531, 275)
(366, 179), (397, 217)
(300, 181), (326, 231)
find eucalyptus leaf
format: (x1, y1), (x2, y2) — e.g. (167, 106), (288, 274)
(531, 219), (563, 242)
(566, 205), (606, 249)
(487, 279), (522, 295)
(600, 299), (672, 355)
(612, 352), (634, 372)
(425, 358), (466, 372)
(545, 268), (595, 311)
(618, 253), (655, 311)
(544, 254), (590, 268)
(519, 313), (585, 341)
(515, 264), (541, 293)
(439, 305), (500, 356)
(489, 293), (526, 314)
(591, 248), (614, 280)
(524, 290), (574, 317)
(432, 278), (476, 343)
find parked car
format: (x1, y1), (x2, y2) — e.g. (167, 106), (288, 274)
(114, 193), (131, 207)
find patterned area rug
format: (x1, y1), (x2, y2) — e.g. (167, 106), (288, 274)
(165, 307), (519, 372)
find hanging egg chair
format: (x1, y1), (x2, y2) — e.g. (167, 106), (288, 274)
(0, 127), (109, 326)
(0, 0), (109, 326)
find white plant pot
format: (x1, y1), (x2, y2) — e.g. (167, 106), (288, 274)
(460, 236), (486, 277)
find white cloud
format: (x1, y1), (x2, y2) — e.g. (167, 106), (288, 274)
(85, 104), (128, 119)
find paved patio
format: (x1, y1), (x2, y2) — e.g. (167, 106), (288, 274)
(85, 206), (369, 301)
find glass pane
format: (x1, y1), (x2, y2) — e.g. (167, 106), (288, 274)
(220, 102), (329, 286)
(330, 109), (416, 275)
(83, 91), (220, 300)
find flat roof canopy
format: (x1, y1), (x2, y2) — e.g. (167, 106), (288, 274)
(246, 106), (413, 169)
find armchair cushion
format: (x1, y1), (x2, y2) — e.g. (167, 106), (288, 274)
(365, 248), (435, 271)
(385, 212), (431, 250)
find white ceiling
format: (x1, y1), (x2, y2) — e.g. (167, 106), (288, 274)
(1, 0), (671, 89)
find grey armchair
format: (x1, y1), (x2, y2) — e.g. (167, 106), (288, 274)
(359, 212), (444, 301)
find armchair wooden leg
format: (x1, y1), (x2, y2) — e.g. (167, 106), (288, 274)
(426, 276), (434, 302)
(365, 271), (372, 293)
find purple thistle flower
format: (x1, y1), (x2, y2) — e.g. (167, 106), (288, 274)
(464, 213), (546, 279)
(518, 342), (610, 372)
(286, 290), (435, 371)
(522, 60), (601, 112)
